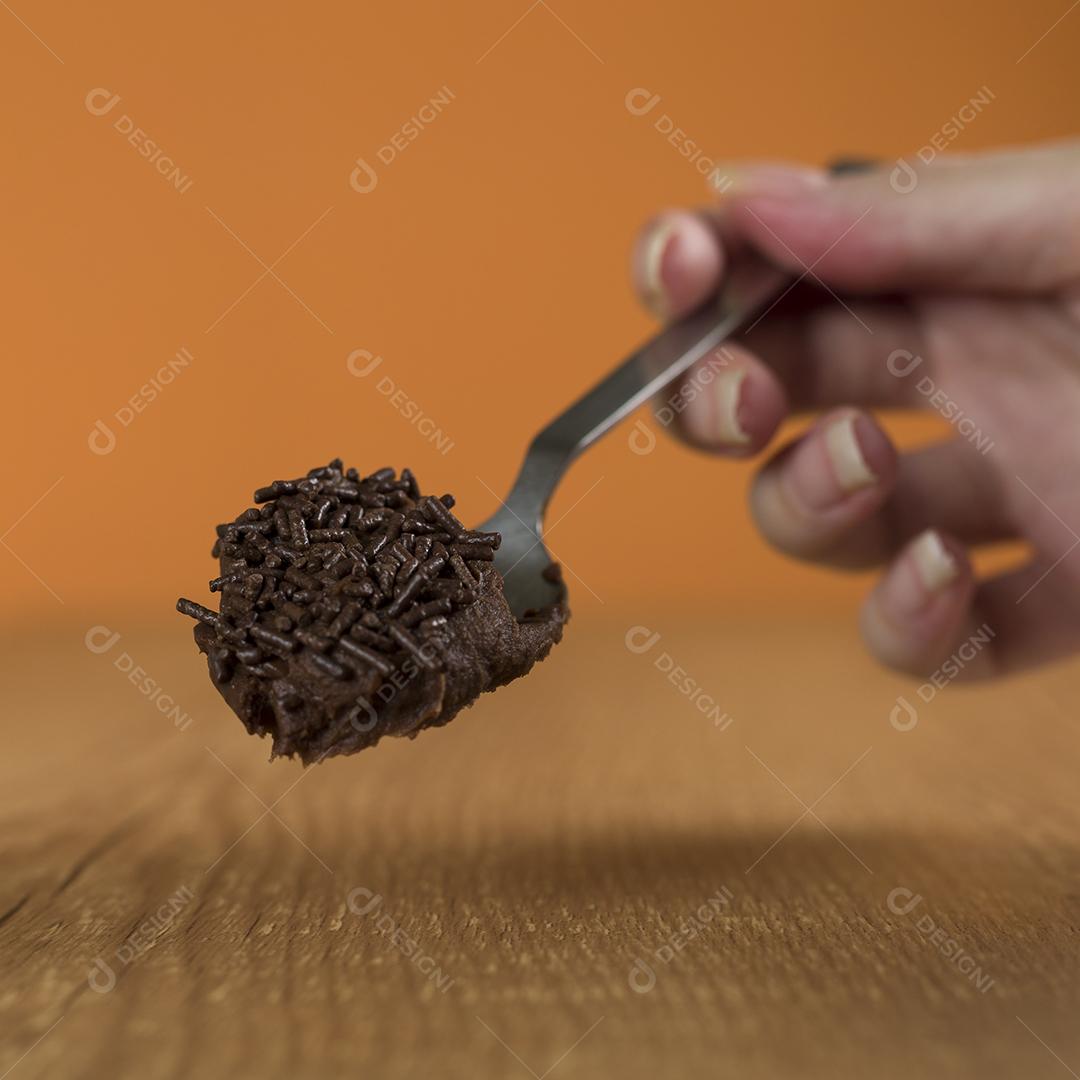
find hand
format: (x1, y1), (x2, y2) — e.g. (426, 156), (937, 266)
(632, 141), (1080, 678)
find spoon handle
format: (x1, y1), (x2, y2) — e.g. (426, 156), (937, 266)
(501, 253), (789, 529)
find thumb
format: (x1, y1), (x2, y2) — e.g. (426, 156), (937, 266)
(720, 141), (1080, 294)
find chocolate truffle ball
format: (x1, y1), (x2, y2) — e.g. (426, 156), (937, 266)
(178, 461), (566, 763)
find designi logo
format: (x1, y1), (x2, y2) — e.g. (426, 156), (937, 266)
(889, 696), (918, 732)
(628, 958), (657, 994)
(88, 958), (117, 994)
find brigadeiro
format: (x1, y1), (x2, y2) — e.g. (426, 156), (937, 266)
(178, 460), (566, 763)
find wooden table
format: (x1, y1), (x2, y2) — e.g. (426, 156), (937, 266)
(3, 615), (1078, 1078)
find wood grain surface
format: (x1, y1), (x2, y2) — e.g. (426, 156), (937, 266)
(2, 615), (1079, 1079)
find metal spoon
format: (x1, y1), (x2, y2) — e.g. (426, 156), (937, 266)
(480, 159), (871, 618)
(477, 251), (789, 618)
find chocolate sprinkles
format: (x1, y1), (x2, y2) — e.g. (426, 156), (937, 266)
(177, 461), (500, 695)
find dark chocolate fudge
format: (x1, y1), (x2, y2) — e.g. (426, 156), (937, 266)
(178, 461), (566, 763)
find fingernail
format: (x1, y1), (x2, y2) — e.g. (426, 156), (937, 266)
(824, 413), (876, 493)
(712, 369), (750, 446)
(678, 367), (751, 448)
(639, 218), (677, 318)
(909, 529), (959, 593)
(714, 163), (829, 200)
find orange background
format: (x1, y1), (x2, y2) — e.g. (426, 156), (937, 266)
(3, 0), (1077, 625)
